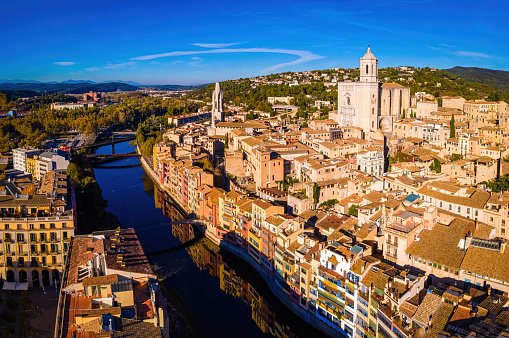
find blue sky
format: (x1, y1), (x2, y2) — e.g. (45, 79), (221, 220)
(1, 0), (508, 84)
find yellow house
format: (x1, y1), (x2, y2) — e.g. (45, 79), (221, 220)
(0, 171), (74, 288)
(26, 156), (37, 178)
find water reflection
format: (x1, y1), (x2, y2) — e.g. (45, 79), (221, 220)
(157, 192), (326, 338)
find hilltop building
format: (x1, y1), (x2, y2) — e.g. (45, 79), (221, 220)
(331, 47), (410, 135)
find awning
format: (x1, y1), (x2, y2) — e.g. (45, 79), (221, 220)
(16, 282), (28, 290)
(3, 282), (16, 290)
(2, 282), (28, 290)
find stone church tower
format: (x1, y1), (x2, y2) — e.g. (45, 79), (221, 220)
(211, 82), (225, 128)
(208, 82), (225, 136)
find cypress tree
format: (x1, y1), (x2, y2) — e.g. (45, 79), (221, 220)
(450, 114), (456, 138)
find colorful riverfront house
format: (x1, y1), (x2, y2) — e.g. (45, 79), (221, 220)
(315, 243), (368, 337)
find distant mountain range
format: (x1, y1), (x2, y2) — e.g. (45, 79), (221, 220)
(0, 80), (207, 97)
(445, 67), (509, 93)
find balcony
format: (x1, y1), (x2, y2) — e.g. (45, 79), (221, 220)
(4, 238), (12, 243)
(17, 239), (26, 244)
(386, 240), (398, 247)
(385, 251), (397, 259)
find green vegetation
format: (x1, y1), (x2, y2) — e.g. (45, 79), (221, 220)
(319, 199), (339, 211)
(68, 149), (121, 233)
(275, 176), (299, 191)
(0, 94), (199, 152)
(483, 175), (509, 193)
(313, 183), (319, 204)
(196, 158), (215, 173)
(450, 114), (456, 138)
(429, 158), (442, 173)
(450, 153), (463, 162)
(347, 204), (359, 217)
(446, 66), (509, 96)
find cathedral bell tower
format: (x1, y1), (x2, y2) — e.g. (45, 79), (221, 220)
(360, 47), (378, 83)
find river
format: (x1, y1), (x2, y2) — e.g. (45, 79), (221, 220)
(93, 141), (327, 338)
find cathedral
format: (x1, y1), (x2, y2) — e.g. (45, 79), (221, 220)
(331, 47), (410, 135)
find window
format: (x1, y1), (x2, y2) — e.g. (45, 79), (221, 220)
(50, 223), (55, 229)
(17, 224), (22, 230)
(29, 224), (34, 229)
(5, 224), (9, 230)
(40, 224), (45, 229)
(62, 222), (67, 228)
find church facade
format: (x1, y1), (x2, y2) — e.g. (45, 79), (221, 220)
(332, 48), (410, 135)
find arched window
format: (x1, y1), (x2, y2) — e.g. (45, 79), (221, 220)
(346, 96), (351, 106)
(366, 65), (369, 74)
(372, 108), (375, 115)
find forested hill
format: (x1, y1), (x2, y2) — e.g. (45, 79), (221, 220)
(0, 82), (138, 95)
(445, 67), (509, 94)
(186, 65), (509, 107)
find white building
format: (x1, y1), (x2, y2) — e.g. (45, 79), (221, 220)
(332, 48), (410, 135)
(357, 147), (384, 176)
(12, 147), (41, 172)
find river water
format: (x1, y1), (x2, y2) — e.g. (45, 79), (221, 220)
(93, 141), (326, 338)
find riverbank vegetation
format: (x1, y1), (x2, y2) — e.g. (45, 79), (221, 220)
(67, 149), (121, 233)
(0, 93), (200, 152)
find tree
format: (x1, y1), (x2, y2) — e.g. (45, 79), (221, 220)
(401, 109), (406, 119)
(450, 153), (463, 162)
(450, 114), (456, 138)
(319, 199), (339, 211)
(224, 132), (229, 149)
(347, 204), (359, 217)
(301, 121), (308, 128)
(429, 158), (442, 173)
(313, 183), (319, 204)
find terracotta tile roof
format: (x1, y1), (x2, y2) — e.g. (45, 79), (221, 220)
(461, 245), (509, 284)
(424, 303), (454, 338)
(407, 218), (477, 268)
(400, 300), (418, 318)
(63, 237), (105, 289)
(102, 228), (154, 276)
(82, 274), (118, 286)
(316, 214), (350, 231)
(413, 292), (442, 325)
(417, 186), (490, 209)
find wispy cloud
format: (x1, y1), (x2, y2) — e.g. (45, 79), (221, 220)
(451, 51), (493, 59)
(54, 61), (75, 66)
(189, 57), (204, 67)
(84, 61), (136, 72)
(193, 42), (243, 48)
(439, 43), (455, 48)
(132, 47), (323, 72)
(103, 61), (136, 69)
